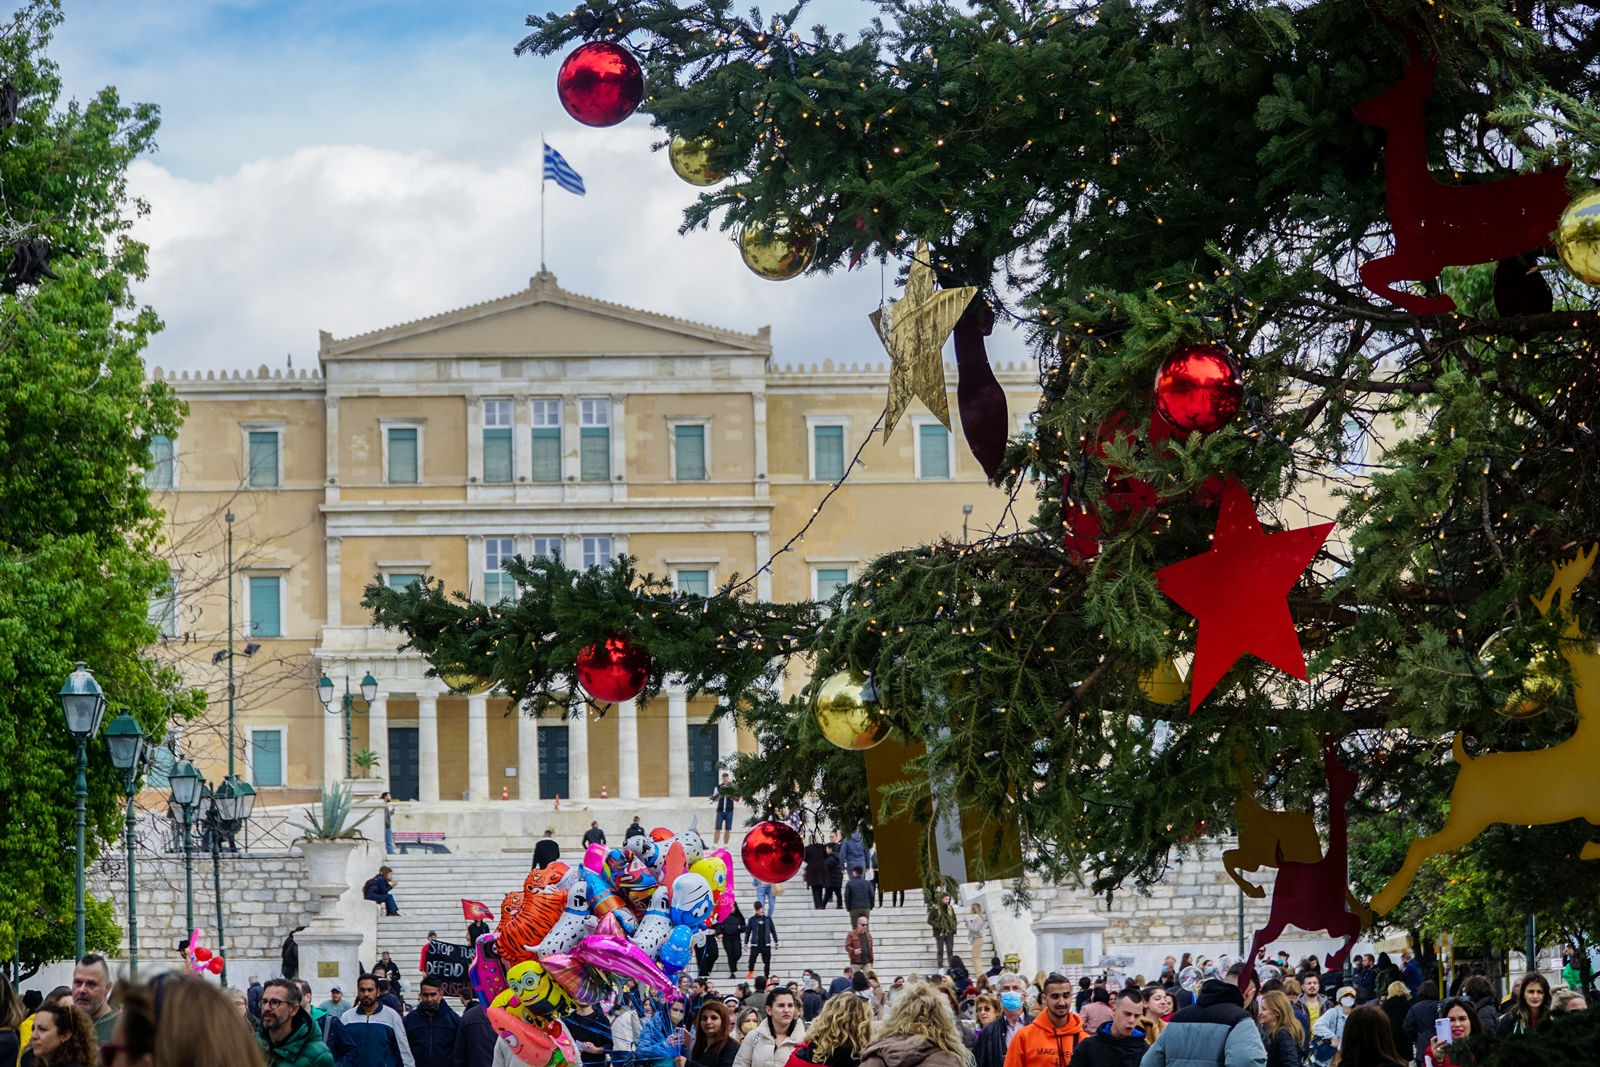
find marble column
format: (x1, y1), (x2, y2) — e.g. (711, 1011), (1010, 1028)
(667, 684), (689, 799)
(468, 694), (490, 801)
(323, 689), (344, 785)
(367, 693), (389, 792)
(717, 706), (738, 771)
(519, 705), (541, 803)
(566, 702), (590, 800)
(417, 691), (440, 803)
(617, 698), (639, 798)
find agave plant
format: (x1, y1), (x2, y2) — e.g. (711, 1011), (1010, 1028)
(290, 782), (373, 840)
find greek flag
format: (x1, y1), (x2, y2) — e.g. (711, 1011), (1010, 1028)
(543, 143), (586, 195)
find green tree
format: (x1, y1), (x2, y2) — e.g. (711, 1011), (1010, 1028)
(0, 1), (202, 977)
(372, 0), (1600, 970)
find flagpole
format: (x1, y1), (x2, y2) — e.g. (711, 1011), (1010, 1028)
(540, 134), (546, 271)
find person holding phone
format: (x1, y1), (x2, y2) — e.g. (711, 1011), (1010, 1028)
(1423, 998), (1488, 1067)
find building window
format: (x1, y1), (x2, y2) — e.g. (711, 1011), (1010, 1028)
(483, 399), (513, 483)
(387, 426), (419, 484)
(673, 424), (707, 481)
(813, 425), (845, 481)
(580, 399), (611, 482)
(814, 568), (850, 601)
(531, 537), (562, 562)
(248, 575), (282, 636)
(582, 537), (613, 569)
(677, 569), (710, 596)
(149, 579), (179, 639)
(485, 537), (516, 604)
(247, 431), (280, 487)
(145, 434), (175, 489)
(249, 728), (285, 788)
(532, 400), (562, 482)
(917, 422), (952, 480)
(388, 573), (423, 592)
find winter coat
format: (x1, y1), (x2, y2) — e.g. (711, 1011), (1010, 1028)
(839, 833), (869, 875)
(802, 989), (824, 1021)
(1066, 1024), (1146, 1067)
(1260, 1027), (1301, 1067)
(804, 844), (830, 887)
(974, 1014), (1031, 1067)
(747, 914), (779, 950)
(341, 1005), (416, 1067)
(1401, 960), (1424, 995)
(721, 909), (748, 953)
(1469, 994), (1498, 1036)
(453, 1005), (499, 1067)
(1402, 998), (1441, 1062)
(1079, 1002), (1112, 1036)
(733, 1018), (808, 1067)
(533, 837), (561, 869)
(310, 1007), (360, 1067)
(1379, 995), (1410, 1056)
(688, 1038), (741, 1067)
(402, 1003), (459, 1067)
(1003, 1010), (1087, 1067)
(1311, 1008), (1349, 1045)
(927, 902), (957, 936)
(845, 928), (874, 965)
(825, 852), (843, 890)
(362, 876), (394, 903)
(258, 1009), (338, 1067)
(1141, 979), (1266, 1067)
(861, 1035), (964, 1067)
(844, 877), (875, 911)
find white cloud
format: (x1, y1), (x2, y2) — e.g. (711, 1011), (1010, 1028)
(128, 129), (1035, 375)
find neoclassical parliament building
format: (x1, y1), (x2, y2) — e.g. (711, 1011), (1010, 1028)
(148, 271), (1039, 811)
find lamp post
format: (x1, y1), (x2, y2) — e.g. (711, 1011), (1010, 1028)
(317, 670), (378, 780)
(962, 503), (973, 542)
(201, 772), (256, 988)
(105, 711), (147, 980)
(58, 662), (109, 961)
(226, 511), (236, 776)
(167, 757), (202, 936)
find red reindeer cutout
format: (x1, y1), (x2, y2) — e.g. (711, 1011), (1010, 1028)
(1353, 50), (1570, 315)
(1241, 740), (1368, 991)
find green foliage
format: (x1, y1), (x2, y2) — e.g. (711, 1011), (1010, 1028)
(352, 0), (1600, 919)
(291, 783), (374, 841)
(0, 1), (202, 975)
(353, 749), (380, 777)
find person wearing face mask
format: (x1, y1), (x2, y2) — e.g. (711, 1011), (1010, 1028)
(1309, 986), (1358, 1056)
(974, 974), (1032, 1067)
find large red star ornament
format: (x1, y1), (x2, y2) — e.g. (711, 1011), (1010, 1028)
(1155, 483), (1334, 712)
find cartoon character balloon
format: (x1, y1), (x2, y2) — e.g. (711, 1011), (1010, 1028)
(689, 856), (728, 902)
(502, 960), (577, 1017)
(669, 872), (715, 927)
(532, 881), (598, 956)
(677, 817), (707, 863)
(708, 847), (738, 924)
(630, 885), (675, 961)
(471, 933), (509, 1005)
(658, 924), (698, 976)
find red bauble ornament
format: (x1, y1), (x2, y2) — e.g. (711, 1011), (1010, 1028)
(741, 820), (804, 884)
(556, 42), (644, 128)
(576, 634), (650, 703)
(1155, 481), (1333, 712)
(1153, 344), (1243, 434)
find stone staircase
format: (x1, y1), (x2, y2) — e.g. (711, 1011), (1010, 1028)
(374, 850), (951, 991)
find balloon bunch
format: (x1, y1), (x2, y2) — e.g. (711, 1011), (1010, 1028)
(185, 929), (226, 975)
(470, 819), (736, 1067)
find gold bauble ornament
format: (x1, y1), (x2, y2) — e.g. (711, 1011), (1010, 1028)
(1138, 658), (1188, 705)
(738, 215), (816, 281)
(669, 135), (726, 187)
(1557, 190), (1600, 286)
(440, 670), (492, 695)
(1476, 628), (1562, 718)
(813, 669), (891, 750)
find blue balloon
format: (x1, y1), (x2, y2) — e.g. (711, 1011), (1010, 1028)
(659, 925), (695, 976)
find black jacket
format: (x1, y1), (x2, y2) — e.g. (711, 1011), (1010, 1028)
(719, 909), (747, 950)
(802, 989), (824, 1021)
(1402, 998), (1440, 1063)
(1068, 1026), (1147, 1067)
(1262, 1027), (1301, 1067)
(746, 914), (778, 949)
(533, 838), (562, 869)
(453, 1005), (499, 1067)
(804, 843), (830, 887)
(403, 1003), (460, 1067)
(974, 1014), (1031, 1067)
(625, 821), (646, 839)
(825, 852), (843, 890)
(688, 1038), (740, 1067)
(1380, 995), (1410, 1056)
(844, 877), (875, 910)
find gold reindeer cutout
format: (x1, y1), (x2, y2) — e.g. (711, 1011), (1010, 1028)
(1226, 756), (1375, 925)
(1372, 544), (1600, 915)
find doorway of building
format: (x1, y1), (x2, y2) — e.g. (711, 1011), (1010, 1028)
(539, 725), (569, 799)
(388, 727), (419, 801)
(689, 723), (719, 796)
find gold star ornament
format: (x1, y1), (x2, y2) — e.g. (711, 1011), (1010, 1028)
(871, 242), (977, 440)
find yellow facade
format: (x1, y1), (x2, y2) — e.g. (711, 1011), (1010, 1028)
(149, 270), (1038, 806)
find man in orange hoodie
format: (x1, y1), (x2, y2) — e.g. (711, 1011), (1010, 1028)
(1003, 974), (1085, 1067)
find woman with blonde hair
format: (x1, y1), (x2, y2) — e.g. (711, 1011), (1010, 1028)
(858, 982), (968, 1067)
(791, 991), (875, 1067)
(109, 974), (266, 1067)
(1257, 990), (1303, 1067)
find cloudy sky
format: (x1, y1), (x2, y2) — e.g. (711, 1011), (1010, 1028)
(49, 0), (1032, 375)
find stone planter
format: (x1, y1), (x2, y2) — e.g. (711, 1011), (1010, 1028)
(300, 837), (362, 900)
(345, 777), (387, 799)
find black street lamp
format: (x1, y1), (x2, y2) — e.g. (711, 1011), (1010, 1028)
(104, 711), (147, 979)
(167, 756), (202, 936)
(58, 662), (108, 960)
(198, 772), (256, 988)
(317, 670), (378, 779)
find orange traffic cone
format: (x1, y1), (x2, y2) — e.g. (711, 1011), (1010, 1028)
(600, 783), (609, 799)
(502, 785), (509, 800)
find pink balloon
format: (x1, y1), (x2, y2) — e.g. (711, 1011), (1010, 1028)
(709, 848), (737, 924)
(575, 934), (673, 992)
(582, 843), (608, 875)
